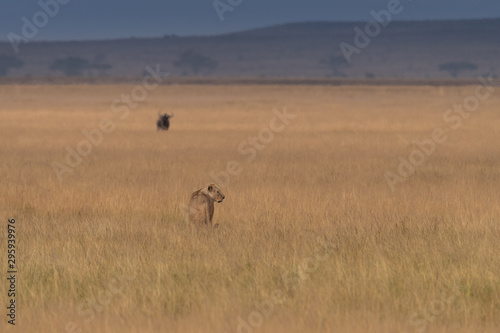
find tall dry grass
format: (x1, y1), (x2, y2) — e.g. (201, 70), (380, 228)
(0, 83), (499, 333)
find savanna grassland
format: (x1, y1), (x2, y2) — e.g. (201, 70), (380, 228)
(1, 82), (499, 333)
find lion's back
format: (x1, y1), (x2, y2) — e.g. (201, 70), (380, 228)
(188, 190), (209, 224)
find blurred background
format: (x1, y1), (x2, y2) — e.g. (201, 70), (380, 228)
(1, 0), (499, 79)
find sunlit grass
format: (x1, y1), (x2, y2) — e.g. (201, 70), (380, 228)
(0, 83), (499, 333)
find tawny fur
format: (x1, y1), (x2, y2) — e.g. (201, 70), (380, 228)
(188, 184), (225, 227)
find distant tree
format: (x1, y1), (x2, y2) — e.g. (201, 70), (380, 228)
(173, 50), (218, 75)
(0, 55), (24, 76)
(49, 57), (90, 76)
(93, 53), (107, 64)
(90, 54), (112, 76)
(438, 62), (478, 78)
(49, 56), (111, 77)
(320, 55), (348, 77)
(89, 63), (112, 77)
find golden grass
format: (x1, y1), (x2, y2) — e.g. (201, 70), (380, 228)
(0, 83), (499, 333)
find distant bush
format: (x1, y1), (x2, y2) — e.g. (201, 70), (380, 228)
(365, 72), (375, 79)
(438, 62), (477, 78)
(89, 63), (112, 77)
(49, 56), (112, 77)
(320, 55), (348, 77)
(50, 57), (90, 76)
(173, 50), (218, 75)
(90, 54), (112, 76)
(0, 55), (24, 76)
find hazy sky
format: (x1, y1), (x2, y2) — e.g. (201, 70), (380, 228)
(2, 0), (499, 41)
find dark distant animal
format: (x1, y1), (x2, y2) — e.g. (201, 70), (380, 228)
(157, 113), (173, 131)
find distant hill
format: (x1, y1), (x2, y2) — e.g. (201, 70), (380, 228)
(0, 18), (498, 79)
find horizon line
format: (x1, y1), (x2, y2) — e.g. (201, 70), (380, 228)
(1, 16), (499, 44)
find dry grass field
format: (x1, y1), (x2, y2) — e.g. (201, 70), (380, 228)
(1, 82), (499, 333)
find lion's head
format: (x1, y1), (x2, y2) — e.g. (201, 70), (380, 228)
(208, 184), (225, 203)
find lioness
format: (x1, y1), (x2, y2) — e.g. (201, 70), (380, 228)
(188, 184), (225, 227)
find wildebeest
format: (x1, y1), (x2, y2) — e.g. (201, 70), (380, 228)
(157, 113), (173, 131)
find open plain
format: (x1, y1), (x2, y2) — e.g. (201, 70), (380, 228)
(1, 82), (499, 332)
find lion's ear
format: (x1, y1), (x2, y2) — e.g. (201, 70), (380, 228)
(208, 185), (213, 192)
